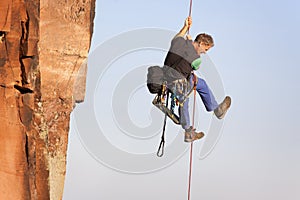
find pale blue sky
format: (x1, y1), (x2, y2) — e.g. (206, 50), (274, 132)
(63, 1), (300, 199)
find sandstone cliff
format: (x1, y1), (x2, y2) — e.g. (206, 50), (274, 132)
(0, 0), (95, 199)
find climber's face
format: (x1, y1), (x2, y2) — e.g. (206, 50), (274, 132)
(194, 41), (212, 55)
(198, 42), (212, 54)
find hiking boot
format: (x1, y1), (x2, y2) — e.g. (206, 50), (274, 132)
(214, 96), (231, 119)
(184, 126), (205, 142)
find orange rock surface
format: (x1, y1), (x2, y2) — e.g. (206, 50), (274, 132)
(0, 0), (95, 199)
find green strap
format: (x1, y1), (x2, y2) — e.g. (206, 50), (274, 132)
(191, 57), (201, 70)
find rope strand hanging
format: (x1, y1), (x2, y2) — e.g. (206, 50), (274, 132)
(187, 0), (196, 200)
(188, 74), (197, 200)
(188, 0), (193, 17)
(187, 0), (193, 34)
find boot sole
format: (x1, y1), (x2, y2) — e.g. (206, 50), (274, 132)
(217, 96), (231, 119)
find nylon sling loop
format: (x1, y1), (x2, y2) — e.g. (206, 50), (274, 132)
(157, 91), (170, 157)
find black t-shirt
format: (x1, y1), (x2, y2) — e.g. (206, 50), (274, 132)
(164, 37), (199, 79)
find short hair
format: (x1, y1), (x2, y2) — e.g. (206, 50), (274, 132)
(195, 33), (214, 47)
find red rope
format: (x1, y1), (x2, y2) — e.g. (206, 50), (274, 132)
(188, 0), (193, 17)
(187, 142), (194, 200)
(192, 76), (197, 132)
(187, 1), (194, 199)
(187, 0), (193, 35)
(188, 74), (197, 200)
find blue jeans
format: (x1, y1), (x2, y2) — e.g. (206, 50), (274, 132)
(179, 74), (219, 130)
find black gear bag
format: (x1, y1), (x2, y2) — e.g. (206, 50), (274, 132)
(146, 66), (164, 94)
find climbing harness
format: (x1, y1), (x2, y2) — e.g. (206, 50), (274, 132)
(154, 78), (195, 156)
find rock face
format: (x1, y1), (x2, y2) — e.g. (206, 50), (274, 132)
(0, 0), (95, 199)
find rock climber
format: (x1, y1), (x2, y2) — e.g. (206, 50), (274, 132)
(163, 16), (231, 142)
